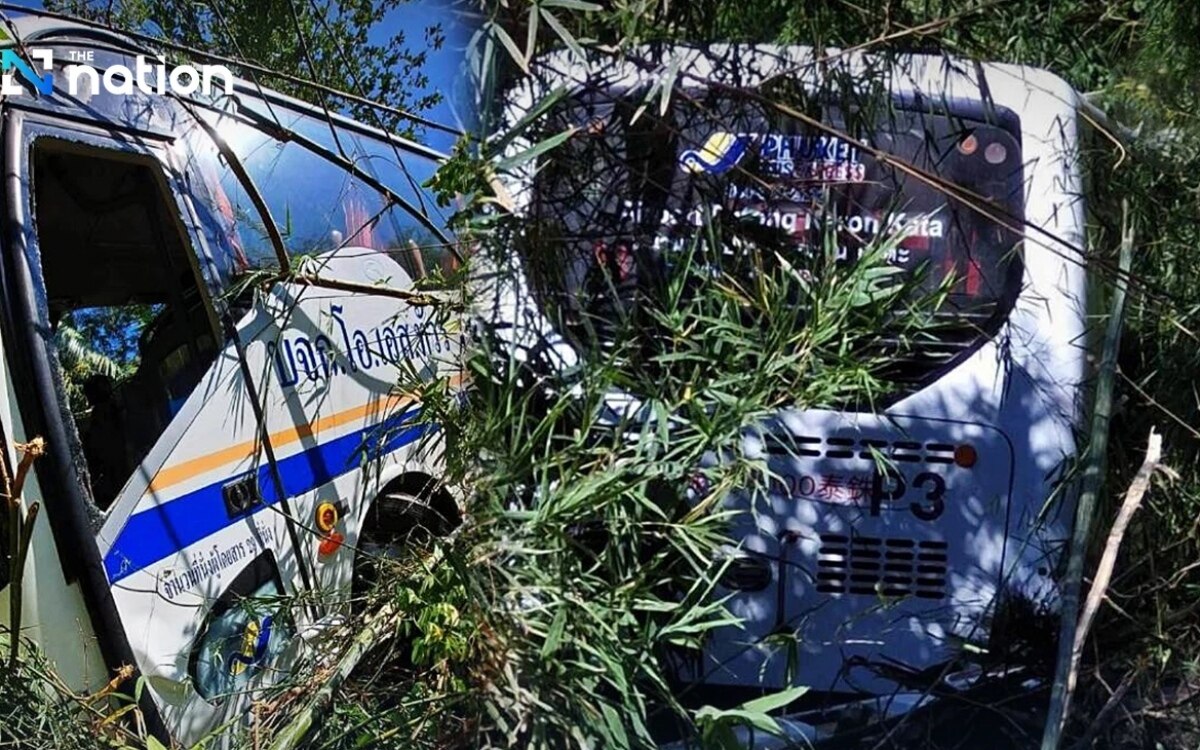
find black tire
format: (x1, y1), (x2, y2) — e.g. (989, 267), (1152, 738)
(351, 490), (459, 602)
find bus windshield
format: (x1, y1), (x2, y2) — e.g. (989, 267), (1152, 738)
(178, 101), (450, 286)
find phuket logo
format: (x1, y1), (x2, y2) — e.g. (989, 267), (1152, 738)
(0, 42), (233, 98)
(679, 132), (749, 174)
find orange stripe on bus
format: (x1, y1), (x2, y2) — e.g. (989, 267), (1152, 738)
(144, 396), (410, 493)
(145, 371), (465, 494)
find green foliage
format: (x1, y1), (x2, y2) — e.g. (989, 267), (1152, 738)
(693, 685), (809, 749)
(0, 637), (151, 750)
(305, 9), (960, 743)
(504, 1), (1200, 745)
(54, 311), (139, 415)
(44, 0), (446, 134)
(59, 306), (154, 367)
(527, 0), (1200, 745)
(380, 1), (1200, 747)
(0, 661), (94, 750)
(423, 136), (488, 215)
(318, 238), (937, 748)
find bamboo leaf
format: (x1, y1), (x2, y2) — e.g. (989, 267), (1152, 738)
(660, 55), (683, 116)
(495, 126), (577, 172)
(524, 4), (540, 65)
(489, 22), (529, 73)
(740, 684), (809, 714)
(600, 702), (630, 748)
(540, 9), (585, 63)
(540, 606), (567, 658)
(540, 0), (602, 10)
(490, 86), (570, 153)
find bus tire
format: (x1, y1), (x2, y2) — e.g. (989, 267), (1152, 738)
(351, 479), (459, 601)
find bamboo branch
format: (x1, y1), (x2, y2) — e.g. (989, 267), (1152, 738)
(291, 272), (442, 306)
(1041, 204), (1135, 750)
(265, 604), (401, 750)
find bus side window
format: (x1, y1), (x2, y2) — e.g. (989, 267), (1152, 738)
(33, 141), (221, 511)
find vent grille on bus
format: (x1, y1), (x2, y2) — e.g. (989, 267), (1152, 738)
(719, 554), (772, 592)
(815, 534), (948, 599)
(764, 435), (957, 465)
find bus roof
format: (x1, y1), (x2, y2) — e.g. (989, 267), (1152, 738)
(517, 44), (1081, 121)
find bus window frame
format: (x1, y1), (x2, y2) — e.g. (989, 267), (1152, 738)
(10, 113), (235, 541)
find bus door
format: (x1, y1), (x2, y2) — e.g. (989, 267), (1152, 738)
(9, 111), (310, 739)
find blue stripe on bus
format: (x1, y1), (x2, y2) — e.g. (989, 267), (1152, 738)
(103, 414), (432, 585)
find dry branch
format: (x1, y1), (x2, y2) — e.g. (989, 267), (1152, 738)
(5, 437), (46, 667)
(1071, 429), (1165, 685)
(1067, 669), (1137, 750)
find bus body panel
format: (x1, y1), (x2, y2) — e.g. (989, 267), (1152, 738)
(700, 410), (1016, 694)
(96, 250), (443, 744)
(250, 252), (456, 600)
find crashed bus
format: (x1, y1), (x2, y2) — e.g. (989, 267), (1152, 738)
(498, 46), (1096, 739)
(0, 14), (460, 746)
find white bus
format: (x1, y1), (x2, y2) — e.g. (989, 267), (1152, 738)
(0, 14), (460, 746)
(499, 45), (1093, 735)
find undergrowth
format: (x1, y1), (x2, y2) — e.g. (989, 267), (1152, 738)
(7, 2), (1200, 748)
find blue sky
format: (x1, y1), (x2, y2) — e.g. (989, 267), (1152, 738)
(8, 0), (472, 151)
(373, 0), (474, 149)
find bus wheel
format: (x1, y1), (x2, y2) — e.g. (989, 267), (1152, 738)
(351, 486), (459, 604)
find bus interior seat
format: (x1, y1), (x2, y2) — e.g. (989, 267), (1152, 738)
(138, 275), (219, 412)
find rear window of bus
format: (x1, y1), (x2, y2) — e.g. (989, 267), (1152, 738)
(525, 87), (1026, 393)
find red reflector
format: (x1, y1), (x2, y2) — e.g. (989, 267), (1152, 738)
(318, 532), (344, 557)
(954, 445), (978, 468)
